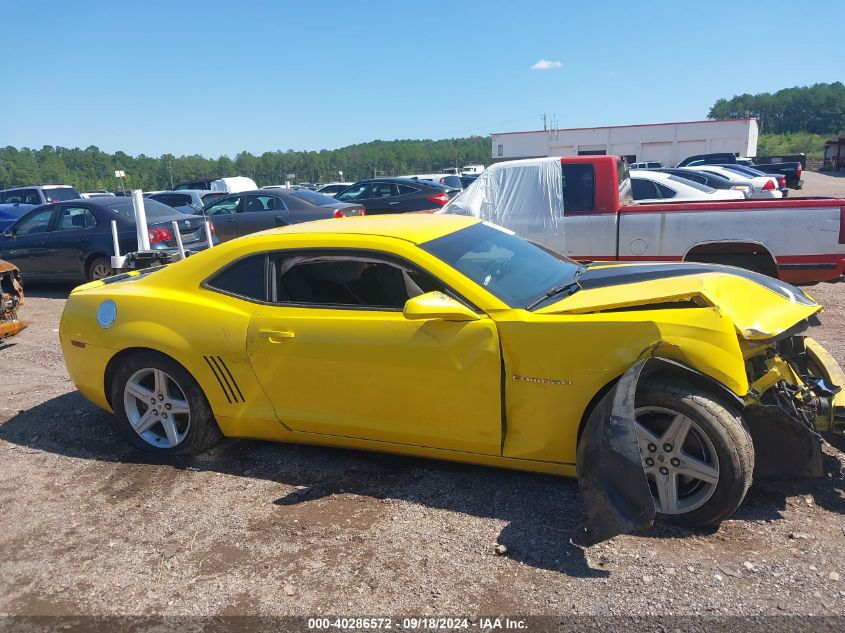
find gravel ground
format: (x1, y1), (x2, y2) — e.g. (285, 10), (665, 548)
(2, 176), (845, 624)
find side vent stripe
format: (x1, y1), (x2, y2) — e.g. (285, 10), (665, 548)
(203, 355), (244, 404)
(216, 355), (245, 402)
(204, 355), (232, 404)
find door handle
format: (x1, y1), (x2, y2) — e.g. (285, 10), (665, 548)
(225, 217), (236, 223)
(389, 201), (400, 205)
(259, 329), (295, 342)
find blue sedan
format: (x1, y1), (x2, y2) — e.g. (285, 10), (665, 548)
(0, 197), (216, 282)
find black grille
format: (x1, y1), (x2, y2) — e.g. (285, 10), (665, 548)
(203, 355), (244, 403)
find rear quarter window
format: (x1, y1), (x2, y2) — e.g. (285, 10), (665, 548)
(206, 254), (267, 302)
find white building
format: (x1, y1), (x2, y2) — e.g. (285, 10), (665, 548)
(492, 118), (759, 167)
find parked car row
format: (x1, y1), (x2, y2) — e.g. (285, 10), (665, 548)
(0, 197), (217, 282)
(631, 163), (787, 202)
(676, 152), (803, 189)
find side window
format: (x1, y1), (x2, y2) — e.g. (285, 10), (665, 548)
(631, 178), (660, 200)
(275, 254), (444, 309)
(2, 190), (25, 204)
(655, 183), (677, 199)
(23, 189), (43, 205)
(397, 184), (419, 196)
(370, 183), (398, 198)
(56, 206), (97, 230)
(207, 254), (267, 301)
(243, 195), (281, 212)
(336, 184), (371, 201)
(561, 164), (595, 212)
(13, 208), (54, 235)
(171, 194), (193, 207)
(204, 196), (241, 216)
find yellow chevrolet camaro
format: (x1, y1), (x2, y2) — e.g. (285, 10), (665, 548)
(60, 215), (845, 543)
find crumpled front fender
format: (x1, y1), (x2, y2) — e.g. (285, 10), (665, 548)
(576, 358), (654, 546)
(576, 356), (738, 545)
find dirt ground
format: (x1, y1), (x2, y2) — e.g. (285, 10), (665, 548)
(2, 175), (845, 625)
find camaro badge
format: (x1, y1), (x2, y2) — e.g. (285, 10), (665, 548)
(512, 375), (572, 385)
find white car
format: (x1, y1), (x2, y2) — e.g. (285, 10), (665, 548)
(686, 165), (782, 199)
(315, 182), (353, 197)
(630, 170), (745, 204)
(630, 161), (663, 170)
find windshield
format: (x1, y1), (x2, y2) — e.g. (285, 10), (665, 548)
(43, 187), (82, 202)
(102, 198), (182, 221)
(289, 190), (341, 206)
(420, 222), (581, 309)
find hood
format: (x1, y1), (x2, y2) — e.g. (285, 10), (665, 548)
(539, 262), (820, 341)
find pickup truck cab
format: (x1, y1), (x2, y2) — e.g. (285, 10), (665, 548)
(443, 156), (845, 284)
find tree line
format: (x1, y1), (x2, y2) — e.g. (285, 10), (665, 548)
(708, 82), (845, 135)
(0, 136), (491, 192)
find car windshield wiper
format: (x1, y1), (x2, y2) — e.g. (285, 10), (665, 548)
(526, 265), (587, 311)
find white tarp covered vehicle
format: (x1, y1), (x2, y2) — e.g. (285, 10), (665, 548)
(210, 176), (258, 194)
(440, 157), (566, 252)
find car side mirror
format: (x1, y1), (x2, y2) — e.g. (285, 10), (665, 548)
(2, 228), (12, 238)
(403, 291), (479, 322)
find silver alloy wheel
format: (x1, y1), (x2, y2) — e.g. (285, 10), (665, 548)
(123, 368), (191, 448)
(90, 262), (113, 280)
(634, 406), (720, 515)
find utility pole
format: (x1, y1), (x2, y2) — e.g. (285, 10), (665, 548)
(541, 113), (548, 131)
(168, 163), (174, 190)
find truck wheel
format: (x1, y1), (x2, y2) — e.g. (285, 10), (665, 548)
(110, 351), (223, 455)
(634, 380), (754, 528)
(87, 256), (114, 281)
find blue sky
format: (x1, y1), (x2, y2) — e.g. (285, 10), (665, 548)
(1, 0), (842, 157)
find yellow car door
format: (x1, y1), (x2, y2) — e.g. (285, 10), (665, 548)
(245, 252), (502, 455)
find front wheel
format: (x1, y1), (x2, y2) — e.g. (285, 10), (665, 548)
(634, 380), (754, 528)
(110, 351), (222, 455)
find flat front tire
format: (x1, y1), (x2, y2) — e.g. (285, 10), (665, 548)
(634, 379), (754, 528)
(110, 351), (222, 455)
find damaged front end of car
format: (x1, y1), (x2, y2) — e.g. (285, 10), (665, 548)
(573, 270), (845, 546)
(0, 259), (27, 340)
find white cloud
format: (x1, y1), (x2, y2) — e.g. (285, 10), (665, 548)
(531, 59), (562, 70)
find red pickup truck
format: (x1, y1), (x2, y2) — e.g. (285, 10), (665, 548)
(444, 156), (845, 284)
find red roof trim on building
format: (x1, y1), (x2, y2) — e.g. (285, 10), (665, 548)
(492, 118), (758, 137)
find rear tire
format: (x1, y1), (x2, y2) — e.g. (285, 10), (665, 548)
(635, 379), (754, 528)
(87, 256), (114, 281)
(110, 351), (223, 455)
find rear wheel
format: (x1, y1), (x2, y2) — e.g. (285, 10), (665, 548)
(87, 256), (114, 281)
(634, 380), (754, 528)
(110, 351), (222, 455)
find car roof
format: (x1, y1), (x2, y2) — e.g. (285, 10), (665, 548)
(630, 170), (672, 180)
(356, 177), (441, 186)
(1, 184), (76, 191)
(252, 213), (479, 244)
